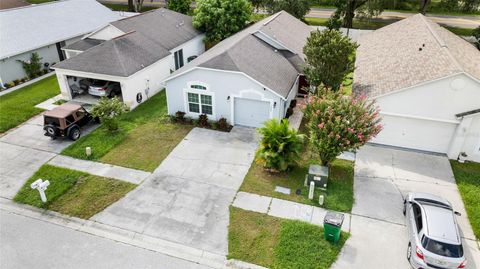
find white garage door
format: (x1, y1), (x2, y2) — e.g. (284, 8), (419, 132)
(371, 114), (458, 154)
(234, 98), (270, 127)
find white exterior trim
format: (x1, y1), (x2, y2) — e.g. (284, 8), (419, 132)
(230, 89), (274, 125)
(380, 111), (461, 124)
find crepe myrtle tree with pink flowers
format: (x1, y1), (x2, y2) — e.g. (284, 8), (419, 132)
(303, 90), (382, 166)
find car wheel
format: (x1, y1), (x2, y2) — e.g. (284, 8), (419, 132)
(45, 125), (56, 136)
(403, 199), (407, 216)
(68, 126), (81, 141)
(407, 243), (412, 261)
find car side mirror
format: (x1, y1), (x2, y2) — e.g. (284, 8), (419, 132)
(454, 211), (462, 216)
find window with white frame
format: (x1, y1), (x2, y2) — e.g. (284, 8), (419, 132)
(187, 92), (212, 115)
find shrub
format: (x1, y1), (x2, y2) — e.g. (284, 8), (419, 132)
(21, 77), (28, 83)
(3, 82), (13, 88)
(43, 69), (49, 75)
(303, 90), (382, 165)
(175, 111), (186, 123)
(91, 97), (129, 132)
(256, 119), (304, 172)
(167, 0), (192, 14)
(198, 113), (209, 127)
(217, 117), (230, 131)
(17, 52), (43, 79)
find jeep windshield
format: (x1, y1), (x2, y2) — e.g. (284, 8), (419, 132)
(44, 116), (60, 126)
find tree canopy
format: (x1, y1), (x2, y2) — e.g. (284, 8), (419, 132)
(303, 29), (358, 91)
(167, 0), (192, 14)
(193, 0), (253, 43)
(330, 0), (385, 28)
(264, 0), (311, 19)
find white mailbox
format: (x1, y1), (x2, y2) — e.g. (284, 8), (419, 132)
(30, 179), (50, 203)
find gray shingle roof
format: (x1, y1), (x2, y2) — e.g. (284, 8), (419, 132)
(63, 38), (104, 52)
(54, 32), (170, 77)
(53, 8), (202, 77)
(168, 11), (311, 98)
(353, 14), (480, 98)
(112, 8), (201, 51)
(0, 0), (125, 59)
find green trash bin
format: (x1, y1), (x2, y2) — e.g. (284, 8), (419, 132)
(324, 211), (344, 243)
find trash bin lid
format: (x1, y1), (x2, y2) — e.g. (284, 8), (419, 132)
(324, 211), (345, 227)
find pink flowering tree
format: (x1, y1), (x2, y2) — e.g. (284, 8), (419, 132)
(303, 90), (382, 165)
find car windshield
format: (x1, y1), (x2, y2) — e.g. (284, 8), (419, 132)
(91, 80), (108, 87)
(422, 236), (463, 258)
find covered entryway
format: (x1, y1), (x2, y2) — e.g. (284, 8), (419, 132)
(371, 114), (458, 154)
(234, 98), (271, 127)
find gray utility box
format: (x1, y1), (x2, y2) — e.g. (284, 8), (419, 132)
(304, 164), (329, 189)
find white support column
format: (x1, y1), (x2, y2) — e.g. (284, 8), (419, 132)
(447, 117), (472, 160)
(55, 72), (72, 100)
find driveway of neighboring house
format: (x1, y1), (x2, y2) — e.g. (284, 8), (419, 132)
(0, 114), (97, 199)
(332, 145), (480, 269)
(92, 127), (258, 256)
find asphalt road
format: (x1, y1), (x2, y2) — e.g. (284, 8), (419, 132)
(308, 8), (480, 29)
(0, 211), (213, 269)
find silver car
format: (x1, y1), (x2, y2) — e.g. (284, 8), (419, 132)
(88, 80), (120, 97)
(404, 192), (467, 269)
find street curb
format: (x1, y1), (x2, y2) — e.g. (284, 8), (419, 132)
(0, 198), (227, 269)
(226, 259), (269, 269)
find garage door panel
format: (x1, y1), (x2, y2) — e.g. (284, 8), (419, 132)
(372, 115), (457, 153)
(234, 98), (270, 127)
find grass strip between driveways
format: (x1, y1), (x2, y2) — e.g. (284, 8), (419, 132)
(450, 161), (480, 239)
(228, 207), (349, 269)
(240, 118), (354, 213)
(61, 90), (193, 172)
(0, 75), (60, 133)
(14, 165), (136, 219)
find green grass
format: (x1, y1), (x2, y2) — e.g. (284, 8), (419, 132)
(25, 0), (54, 4)
(450, 161), (480, 239)
(240, 117), (354, 213)
(14, 165), (135, 219)
(61, 91), (192, 172)
(228, 207), (349, 268)
(0, 75), (59, 133)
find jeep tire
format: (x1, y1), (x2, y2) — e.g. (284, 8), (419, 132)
(68, 125), (81, 141)
(44, 125), (57, 137)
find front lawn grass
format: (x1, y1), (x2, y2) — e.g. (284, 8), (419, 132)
(14, 165), (135, 219)
(0, 75), (59, 133)
(228, 207), (349, 269)
(240, 118), (354, 213)
(450, 161), (480, 239)
(61, 91), (192, 172)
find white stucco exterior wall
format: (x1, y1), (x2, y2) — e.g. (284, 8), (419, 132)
(87, 25), (125, 40)
(165, 68), (284, 124)
(0, 36), (81, 84)
(168, 34), (205, 71)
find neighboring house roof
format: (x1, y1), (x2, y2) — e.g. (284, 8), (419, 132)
(53, 8), (202, 77)
(111, 8), (201, 51)
(54, 32), (170, 77)
(456, 108), (480, 118)
(166, 11), (312, 99)
(353, 14), (480, 98)
(63, 38), (104, 52)
(0, 0), (126, 59)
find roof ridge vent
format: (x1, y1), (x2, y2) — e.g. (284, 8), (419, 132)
(263, 11), (282, 26)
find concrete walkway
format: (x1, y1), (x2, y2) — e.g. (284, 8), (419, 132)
(288, 98), (304, 131)
(35, 94), (63, 110)
(232, 192), (351, 233)
(48, 155), (151, 184)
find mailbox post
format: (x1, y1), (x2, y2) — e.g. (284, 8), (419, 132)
(30, 179), (50, 203)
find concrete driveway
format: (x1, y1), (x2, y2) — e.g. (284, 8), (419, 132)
(92, 127), (258, 256)
(333, 145), (479, 269)
(0, 114), (97, 199)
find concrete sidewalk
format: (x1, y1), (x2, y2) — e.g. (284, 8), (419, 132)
(232, 192), (351, 233)
(48, 155), (151, 184)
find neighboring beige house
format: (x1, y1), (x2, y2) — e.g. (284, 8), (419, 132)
(354, 14), (480, 162)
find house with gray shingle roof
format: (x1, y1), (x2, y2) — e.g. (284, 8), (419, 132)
(52, 8), (205, 110)
(164, 11), (312, 127)
(0, 0), (128, 85)
(353, 14), (480, 162)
